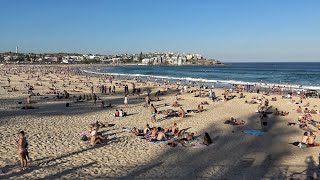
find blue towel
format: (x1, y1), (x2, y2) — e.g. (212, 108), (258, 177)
(244, 130), (266, 136)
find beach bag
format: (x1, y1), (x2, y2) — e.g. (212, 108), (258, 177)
(81, 135), (88, 141)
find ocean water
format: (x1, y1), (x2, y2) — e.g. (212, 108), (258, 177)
(81, 62), (320, 90)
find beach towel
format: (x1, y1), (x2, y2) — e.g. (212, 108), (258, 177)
(289, 142), (320, 148)
(243, 130), (266, 136)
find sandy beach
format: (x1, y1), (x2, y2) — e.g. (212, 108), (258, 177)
(0, 64), (320, 179)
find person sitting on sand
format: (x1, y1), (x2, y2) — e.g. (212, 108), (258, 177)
(165, 123), (178, 134)
(133, 127), (143, 136)
(143, 124), (151, 135)
(90, 132), (105, 145)
(203, 132), (213, 146)
(273, 108), (280, 116)
(178, 107), (186, 118)
(149, 128), (158, 138)
(304, 108), (310, 114)
(297, 106), (302, 113)
(308, 132), (317, 145)
(157, 129), (167, 141)
(114, 109), (120, 117)
(300, 132), (309, 146)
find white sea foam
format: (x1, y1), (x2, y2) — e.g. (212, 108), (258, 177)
(80, 69), (320, 91)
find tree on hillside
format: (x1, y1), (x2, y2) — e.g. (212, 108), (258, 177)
(139, 51), (143, 62)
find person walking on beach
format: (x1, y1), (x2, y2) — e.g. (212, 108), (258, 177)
(112, 85), (116, 94)
(150, 104), (157, 122)
(7, 78), (11, 86)
(145, 95), (151, 108)
(17, 131), (28, 170)
(124, 95), (128, 107)
(93, 93), (97, 104)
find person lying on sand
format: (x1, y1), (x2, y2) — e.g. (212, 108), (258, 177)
(273, 108), (289, 116)
(180, 133), (195, 142)
(310, 109), (318, 114)
(304, 102), (310, 107)
(201, 101), (209, 105)
(171, 101), (180, 107)
(225, 117), (245, 125)
(197, 104), (204, 112)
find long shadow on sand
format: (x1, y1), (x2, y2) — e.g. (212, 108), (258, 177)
(113, 104), (316, 179)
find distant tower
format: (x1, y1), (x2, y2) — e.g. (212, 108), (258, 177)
(16, 46), (19, 54)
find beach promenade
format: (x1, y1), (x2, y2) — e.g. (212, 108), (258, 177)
(0, 65), (320, 179)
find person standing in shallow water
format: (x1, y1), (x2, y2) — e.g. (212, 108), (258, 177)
(18, 131), (28, 170)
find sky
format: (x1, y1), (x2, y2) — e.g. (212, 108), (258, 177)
(0, 0), (319, 62)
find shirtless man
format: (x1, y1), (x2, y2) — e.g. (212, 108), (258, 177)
(308, 132), (316, 145)
(165, 123), (178, 133)
(157, 129), (167, 141)
(18, 131), (28, 170)
(149, 128), (158, 138)
(179, 107), (186, 118)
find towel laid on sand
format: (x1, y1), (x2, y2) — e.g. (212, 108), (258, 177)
(289, 142), (320, 148)
(244, 130), (266, 136)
